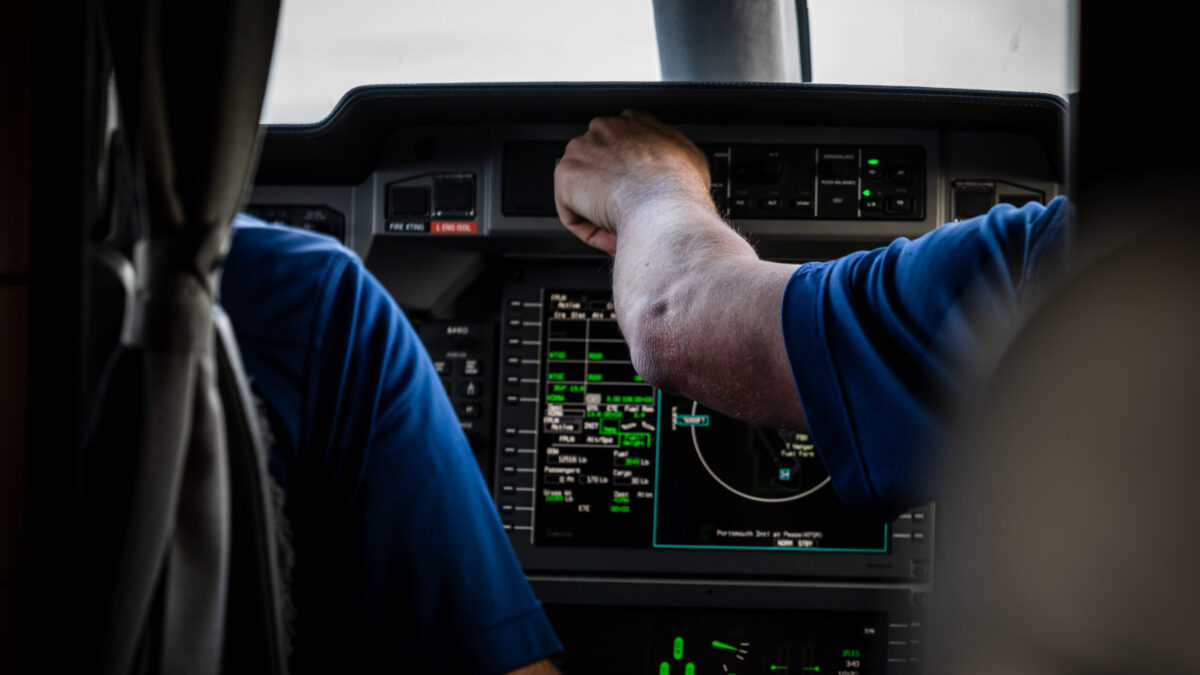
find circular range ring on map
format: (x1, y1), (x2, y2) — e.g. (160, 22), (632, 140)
(687, 401), (831, 503)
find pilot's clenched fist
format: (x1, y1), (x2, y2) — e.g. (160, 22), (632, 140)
(553, 109), (715, 255)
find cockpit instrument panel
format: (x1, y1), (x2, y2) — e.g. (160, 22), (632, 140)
(252, 83), (1068, 673)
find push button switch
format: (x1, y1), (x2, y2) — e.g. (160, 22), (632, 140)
(387, 186), (429, 218)
(820, 186), (859, 219)
(789, 195), (814, 213)
(886, 195), (914, 214)
(888, 164), (913, 184)
(433, 176), (476, 217)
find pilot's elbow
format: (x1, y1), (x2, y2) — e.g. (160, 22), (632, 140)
(624, 296), (688, 395)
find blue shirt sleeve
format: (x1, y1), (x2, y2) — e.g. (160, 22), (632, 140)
(780, 198), (1073, 518)
(221, 217), (561, 673)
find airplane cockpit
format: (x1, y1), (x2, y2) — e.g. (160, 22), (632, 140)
(3, 1), (1198, 674)
(251, 81), (1048, 672)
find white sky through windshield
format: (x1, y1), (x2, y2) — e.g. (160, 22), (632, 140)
(262, 0), (660, 123)
(262, 0), (1068, 124)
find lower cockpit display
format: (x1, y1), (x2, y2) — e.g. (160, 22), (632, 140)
(533, 290), (887, 551)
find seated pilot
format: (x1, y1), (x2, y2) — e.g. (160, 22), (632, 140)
(220, 216), (561, 674)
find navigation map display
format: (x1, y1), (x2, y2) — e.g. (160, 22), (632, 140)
(532, 290), (887, 552)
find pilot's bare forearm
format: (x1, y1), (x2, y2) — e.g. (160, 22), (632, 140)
(554, 110), (807, 430)
(611, 195), (806, 429)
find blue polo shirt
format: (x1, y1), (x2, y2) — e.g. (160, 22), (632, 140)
(782, 198), (1073, 518)
(220, 216), (561, 673)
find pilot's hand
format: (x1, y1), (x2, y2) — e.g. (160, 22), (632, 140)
(554, 109), (713, 255)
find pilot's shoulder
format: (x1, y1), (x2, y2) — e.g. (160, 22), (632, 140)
(229, 213), (362, 274)
(223, 214), (366, 347)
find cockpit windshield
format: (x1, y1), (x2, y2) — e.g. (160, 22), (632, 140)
(263, 0), (1070, 125)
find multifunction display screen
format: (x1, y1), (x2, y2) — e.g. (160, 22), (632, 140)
(533, 290), (887, 551)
